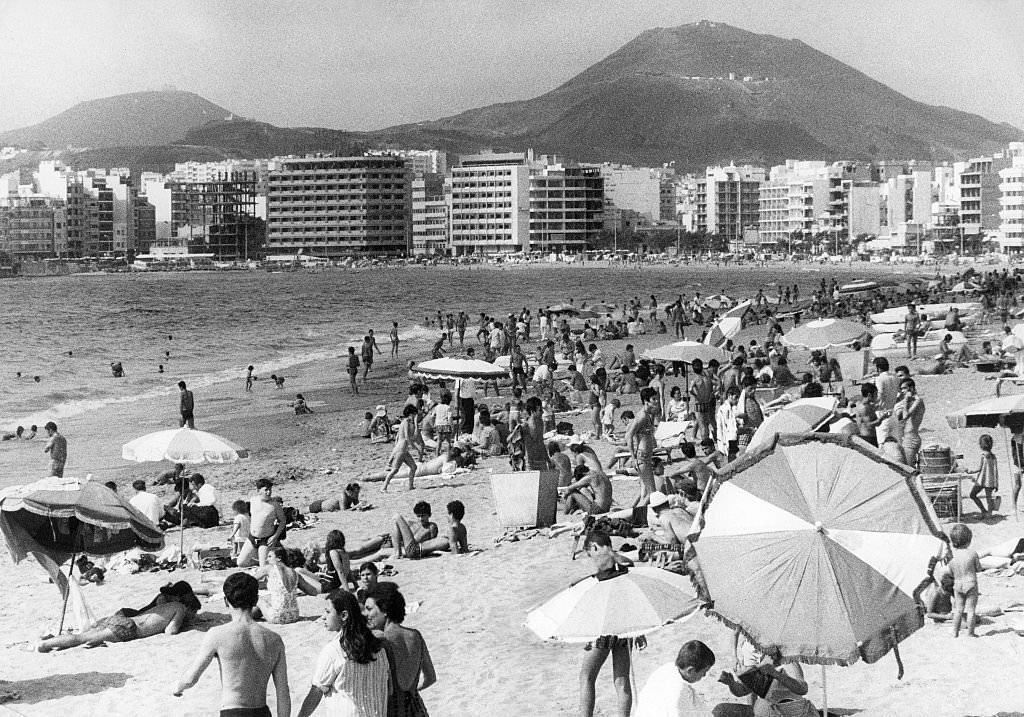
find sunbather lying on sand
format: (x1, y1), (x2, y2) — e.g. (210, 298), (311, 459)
(364, 448), (466, 483)
(38, 581), (200, 652)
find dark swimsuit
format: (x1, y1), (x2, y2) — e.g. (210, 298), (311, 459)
(248, 534), (274, 548)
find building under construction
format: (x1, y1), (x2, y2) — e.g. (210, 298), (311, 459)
(170, 170), (264, 260)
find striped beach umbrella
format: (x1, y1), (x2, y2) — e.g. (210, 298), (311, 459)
(687, 433), (945, 667)
(526, 566), (701, 643)
(412, 357), (509, 381)
(745, 398), (837, 455)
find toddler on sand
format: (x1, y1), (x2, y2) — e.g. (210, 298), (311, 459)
(970, 433), (1000, 517)
(228, 500), (250, 558)
(601, 398), (620, 440)
(948, 523), (982, 638)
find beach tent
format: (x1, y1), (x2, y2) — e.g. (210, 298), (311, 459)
(686, 433), (946, 712)
(0, 476), (164, 631)
(122, 426), (247, 559)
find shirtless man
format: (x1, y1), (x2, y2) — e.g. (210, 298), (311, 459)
(668, 442), (716, 493)
(174, 572), (290, 717)
(856, 383), (884, 448)
(39, 582), (199, 652)
(236, 478), (287, 568)
(559, 464), (613, 515)
(646, 491), (694, 547)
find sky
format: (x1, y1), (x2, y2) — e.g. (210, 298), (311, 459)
(1, 0), (1022, 134)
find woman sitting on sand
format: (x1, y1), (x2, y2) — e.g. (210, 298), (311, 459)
(718, 634), (817, 717)
(256, 546), (302, 624)
(297, 530), (352, 594)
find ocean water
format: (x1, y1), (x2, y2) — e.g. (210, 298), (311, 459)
(0, 262), (896, 431)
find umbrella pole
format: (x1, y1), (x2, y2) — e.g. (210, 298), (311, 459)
(1002, 428), (1018, 519)
(58, 552), (75, 635)
(821, 665), (828, 716)
(179, 484), (186, 564)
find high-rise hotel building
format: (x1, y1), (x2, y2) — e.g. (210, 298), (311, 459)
(447, 152), (530, 255)
(266, 155), (411, 257)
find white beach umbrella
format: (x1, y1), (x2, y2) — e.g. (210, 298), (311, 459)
(122, 427), (248, 464)
(122, 427), (247, 560)
(412, 357), (509, 381)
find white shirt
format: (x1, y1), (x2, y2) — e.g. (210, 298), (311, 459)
(195, 483), (217, 506)
(311, 640), (390, 717)
(635, 663), (710, 717)
(458, 379), (478, 400)
(130, 490), (163, 526)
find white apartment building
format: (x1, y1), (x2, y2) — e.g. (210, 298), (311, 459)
(599, 164), (674, 225)
(367, 150), (448, 177)
(758, 161), (829, 248)
(412, 177), (448, 255)
(447, 152), (530, 255)
(998, 143), (1024, 253)
(266, 155), (411, 257)
(697, 164), (766, 248)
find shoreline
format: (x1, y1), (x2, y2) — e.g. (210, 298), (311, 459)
(6, 266), (1024, 715)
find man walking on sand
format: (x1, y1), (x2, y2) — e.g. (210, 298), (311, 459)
(178, 381), (195, 428)
(235, 478), (288, 568)
(43, 421), (67, 477)
(174, 572), (291, 717)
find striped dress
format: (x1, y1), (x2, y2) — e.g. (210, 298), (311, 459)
(312, 641), (391, 717)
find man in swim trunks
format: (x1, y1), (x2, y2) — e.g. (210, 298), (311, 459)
(174, 573), (290, 717)
(236, 478), (288, 568)
(43, 421), (67, 477)
(38, 582), (199, 651)
(178, 381), (196, 428)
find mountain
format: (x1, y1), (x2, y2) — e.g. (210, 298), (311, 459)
(0, 90), (233, 149)
(371, 21), (1021, 169)
(2, 23), (1019, 171)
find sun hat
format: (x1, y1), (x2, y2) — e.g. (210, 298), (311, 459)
(649, 491), (671, 510)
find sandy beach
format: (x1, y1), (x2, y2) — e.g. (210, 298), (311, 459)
(4, 263), (1024, 717)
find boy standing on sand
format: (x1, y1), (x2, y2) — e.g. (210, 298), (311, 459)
(346, 347), (360, 396)
(174, 572), (291, 717)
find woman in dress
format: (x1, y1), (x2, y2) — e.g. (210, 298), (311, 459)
(364, 583), (435, 717)
(666, 385), (689, 422)
(298, 590), (391, 717)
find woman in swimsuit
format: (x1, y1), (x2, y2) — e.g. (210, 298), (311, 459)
(260, 546), (301, 624)
(624, 387), (660, 506)
(896, 378), (925, 468)
(383, 405), (426, 492)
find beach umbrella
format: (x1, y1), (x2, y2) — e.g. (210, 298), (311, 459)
(585, 302), (617, 314)
(412, 357), (509, 381)
(526, 567), (701, 643)
(703, 294), (734, 309)
(0, 476), (164, 632)
(945, 394), (1024, 429)
(642, 340), (728, 365)
(782, 318), (868, 350)
(413, 357), (509, 432)
(687, 434), (946, 710)
(949, 281), (980, 294)
(545, 303), (579, 315)
(745, 397), (837, 455)
(122, 426), (248, 464)
(123, 426), (248, 560)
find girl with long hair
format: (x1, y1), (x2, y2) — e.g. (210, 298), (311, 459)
(297, 590), (390, 717)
